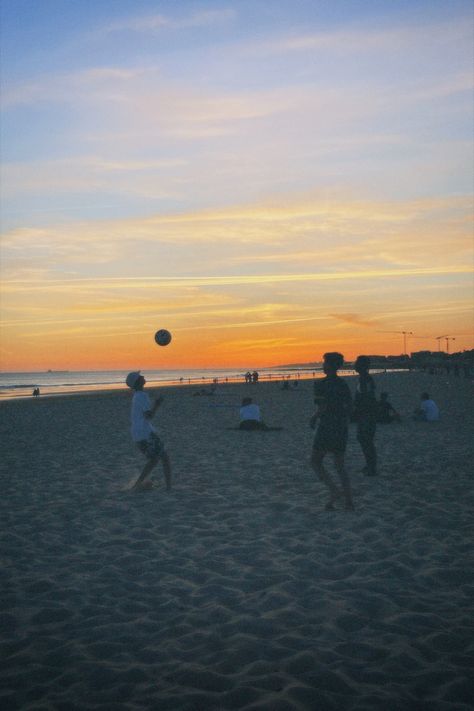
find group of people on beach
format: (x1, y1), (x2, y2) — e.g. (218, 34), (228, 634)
(308, 353), (373, 511)
(244, 370), (259, 383)
(124, 356), (440, 506)
(309, 353), (440, 510)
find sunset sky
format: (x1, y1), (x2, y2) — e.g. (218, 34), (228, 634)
(1, 0), (473, 371)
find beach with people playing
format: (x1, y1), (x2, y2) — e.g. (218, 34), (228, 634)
(1, 370), (473, 710)
(2, 1), (473, 708)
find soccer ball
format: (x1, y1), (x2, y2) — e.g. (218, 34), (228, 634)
(154, 329), (172, 346)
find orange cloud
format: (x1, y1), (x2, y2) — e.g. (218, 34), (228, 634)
(329, 313), (377, 328)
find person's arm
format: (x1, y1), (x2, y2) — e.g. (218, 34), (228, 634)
(144, 395), (164, 419)
(310, 385), (325, 427)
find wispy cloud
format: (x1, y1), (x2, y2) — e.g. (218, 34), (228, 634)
(1, 155), (187, 202)
(329, 313), (377, 328)
(1, 66), (159, 109)
(2, 194), (471, 277)
(2, 266), (472, 295)
(103, 8), (236, 35)
(247, 17), (472, 57)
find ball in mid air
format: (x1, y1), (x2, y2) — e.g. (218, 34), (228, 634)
(154, 329), (172, 346)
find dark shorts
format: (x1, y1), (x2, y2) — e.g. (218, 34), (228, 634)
(239, 420), (266, 431)
(313, 422), (348, 454)
(137, 433), (166, 461)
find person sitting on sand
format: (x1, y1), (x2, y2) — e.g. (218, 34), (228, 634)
(239, 397), (268, 430)
(376, 392), (401, 424)
(413, 392), (440, 422)
(310, 352), (354, 511)
(126, 371), (172, 491)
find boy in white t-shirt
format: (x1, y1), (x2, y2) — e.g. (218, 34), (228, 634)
(126, 371), (172, 491)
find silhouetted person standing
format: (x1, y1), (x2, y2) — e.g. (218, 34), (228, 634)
(354, 355), (378, 476)
(310, 352), (354, 511)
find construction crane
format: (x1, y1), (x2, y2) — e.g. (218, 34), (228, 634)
(377, 330), (413, 356)
(436, 335), (448, 351)
(445, 337), (456, 354)
(436, 335), (456, 353)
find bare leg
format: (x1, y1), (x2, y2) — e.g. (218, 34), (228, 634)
(357, 420), (377, 476)
(311, 450), (342, 509)
(133, 457), (158, 490)
(334, 453), (354, 510)
(162, 452), (172, 491)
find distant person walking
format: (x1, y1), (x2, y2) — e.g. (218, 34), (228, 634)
(310, 352), (354, 511)
(413, 392), (440, 421)
(353, 356), (378, 476)
(126, 371), (172, 491)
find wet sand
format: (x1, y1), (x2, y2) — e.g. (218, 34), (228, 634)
(1, 372), (473, 710)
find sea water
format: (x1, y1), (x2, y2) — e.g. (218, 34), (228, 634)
(0, 366), (332, 400)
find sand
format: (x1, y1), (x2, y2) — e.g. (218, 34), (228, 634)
(1, 372), (473, 710)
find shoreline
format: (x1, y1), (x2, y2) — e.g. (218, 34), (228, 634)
(0, 367), (410, 403)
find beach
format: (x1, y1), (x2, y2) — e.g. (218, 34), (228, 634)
(1, 371), (473, 710)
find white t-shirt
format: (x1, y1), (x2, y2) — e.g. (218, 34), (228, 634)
(421, 399), (439, 421)
(240, 403), (261, 422)
(131, 391), (156, 441)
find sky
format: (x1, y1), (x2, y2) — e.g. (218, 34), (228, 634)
(1, 0), (473, 371)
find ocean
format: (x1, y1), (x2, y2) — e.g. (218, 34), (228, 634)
(0, 366), (334, 401)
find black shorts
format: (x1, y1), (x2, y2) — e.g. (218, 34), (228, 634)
(137, 433), (166, 461)
(313, 423), (348, 454)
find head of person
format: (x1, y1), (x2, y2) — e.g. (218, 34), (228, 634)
(242, 397), (252, 406)
(421, 392), (430, 401)
(323, 352), (344, 375)
(126, 371), (145, 391)
(354, 355), (371, 374)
